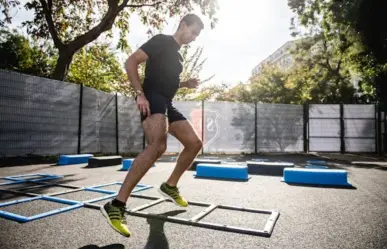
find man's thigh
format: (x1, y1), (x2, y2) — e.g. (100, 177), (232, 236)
(141, 92), (169, 144)
(142, 114), (168, 145)
(168, 118), (201, 147)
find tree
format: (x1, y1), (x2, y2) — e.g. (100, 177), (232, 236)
(228, 65), (301, 104)
(287, 0), (387, 107)
(67, 42), (128, 93)
(0, 28), (55, 77)
(174, 45), (215, 100)
(249, 65), (300, 104)
(288, 34), (358, 104)
(1, 0), (219, 81)
(0, 28), (134, 94)
(190, 82), (228, 101)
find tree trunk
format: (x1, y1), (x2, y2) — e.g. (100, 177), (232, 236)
(52, 50), (75, 81)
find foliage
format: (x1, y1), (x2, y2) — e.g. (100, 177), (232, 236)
(0, 28), (55, 77)
(174, 45), (215, 100)
(287, 0), (387, 107)
(0, 28), (130, 93)
(67, 43), (128, 93)
(247, 65), (298, 104)
(1, 0), (219, 81)
(287, 34), (358, 104)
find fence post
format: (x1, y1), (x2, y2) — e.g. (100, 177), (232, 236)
(303, 103), (309, 153)
(115, 93), (119, 155)
(255, 102), (257, 154)
(77, 84), (83, 154)
(377, 104), (382, 155)
(384, 108), (387, 154)
(201, 100), (204, 155)
(340, 103), (345, 154)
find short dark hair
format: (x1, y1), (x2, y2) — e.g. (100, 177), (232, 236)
(179, 14), (204, 29)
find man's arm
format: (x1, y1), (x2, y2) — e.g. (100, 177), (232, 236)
(124, 49), (148, 95)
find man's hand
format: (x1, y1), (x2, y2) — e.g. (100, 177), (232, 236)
(136, 94), (151, 117)
(181, 78), (200, 89)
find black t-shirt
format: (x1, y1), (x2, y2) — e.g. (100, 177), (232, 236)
(140, 34), (183, 100)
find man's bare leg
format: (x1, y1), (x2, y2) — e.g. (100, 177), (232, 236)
(166, 120), (202, 187)
(115, 114), (168, 203)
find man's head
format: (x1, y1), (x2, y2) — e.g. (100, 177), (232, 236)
(176, 14), (204, 44)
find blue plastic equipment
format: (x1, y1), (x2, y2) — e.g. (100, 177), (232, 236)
(306, 160), (327, 165)
(195, 163), (249, 181)
(305, 165), (329, 169)
(282, 168), (352, 187)
(57, 154), (93, 165)
(120, 159), (155, 171)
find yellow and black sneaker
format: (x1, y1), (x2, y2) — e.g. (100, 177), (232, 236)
(158, 182), (188, 207)
(100, 201), (131, 237)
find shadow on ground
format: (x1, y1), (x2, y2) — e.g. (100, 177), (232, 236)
(284, 182), (357, 190)
(0, 156), (58, 167)
(144, 210), (187, 249)
(79, 244), (125, 249)
(0, 174), (86, 201)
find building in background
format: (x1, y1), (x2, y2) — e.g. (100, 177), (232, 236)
(251, 40), (298, 77)
(250, 38), (361, 90)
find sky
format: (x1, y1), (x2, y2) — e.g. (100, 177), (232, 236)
(125, 0), (295, 85)
(5, 0), (295, 86)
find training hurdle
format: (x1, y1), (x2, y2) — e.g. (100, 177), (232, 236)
(0, 173), (280, 237)
(0, 196), (84, 223)
(85, 192), (280, 237)
(87, 156), (122, 168)
(246, 161), (294, 176)
(305, 165), (329, 169)
(189, 159), (222, 171)
(120, 159), (155, 171)
(0, 178), (153, 223)
(306, 160), (327, 165)
(282, 168), (353, 187)
(2, 173), (62, 182)
(195, 163), (249, 181)
(57, 154), (93, 165)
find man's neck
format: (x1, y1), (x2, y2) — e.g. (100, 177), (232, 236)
(172, 33), (183, 47)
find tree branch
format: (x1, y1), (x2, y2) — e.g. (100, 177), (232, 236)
(336, 59), (342, 73)
(39, 0), (63, 49)
(69, 0), (163, 54)
(69, 3), (121, 53)
(126, 2), (163, 8)
(47, 0), (52, 12)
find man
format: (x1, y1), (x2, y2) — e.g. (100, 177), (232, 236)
(100, 14), (204, 237)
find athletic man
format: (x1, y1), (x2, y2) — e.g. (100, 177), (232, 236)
(101, 14), (205, 237)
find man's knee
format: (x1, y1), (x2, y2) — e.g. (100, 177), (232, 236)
(157, 141), (167, 155)
(148, 139), (167, 155)
(188, 138), (202, 152)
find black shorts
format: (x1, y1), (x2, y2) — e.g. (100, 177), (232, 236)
(140, 91), (187, 123)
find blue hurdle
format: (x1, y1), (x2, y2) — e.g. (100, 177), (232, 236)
(120, 159), (155, 171)
(305, 165), (329, 169)
(195, 163), (249, 181)
(306, 160), (327, 165)
(57, 154), (93, 165)
(282, 168), (352, 187)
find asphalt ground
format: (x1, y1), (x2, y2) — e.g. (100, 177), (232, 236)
(0, 153), (386, 249)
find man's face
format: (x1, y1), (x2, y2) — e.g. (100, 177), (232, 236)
(181, 22), (202, 44)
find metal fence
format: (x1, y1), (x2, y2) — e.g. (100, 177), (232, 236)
(0, 70), (385, 157)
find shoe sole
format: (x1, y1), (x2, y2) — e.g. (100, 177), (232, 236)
(100, 206), (130, 237)
(158, 188), (188, 208)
